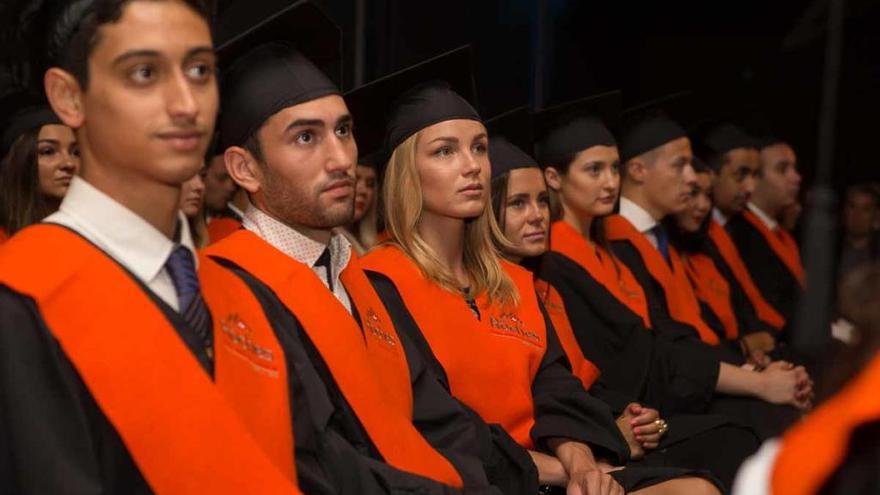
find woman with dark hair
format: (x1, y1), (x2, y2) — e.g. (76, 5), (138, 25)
(532, 94), (811, 443)
(361, 81), (722, 495)
(0, 105), (79, 240)
(489, 134), (765, 491)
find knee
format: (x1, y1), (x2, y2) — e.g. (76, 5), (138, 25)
(684, 477), (722, 495)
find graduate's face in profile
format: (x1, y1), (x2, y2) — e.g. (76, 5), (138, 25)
(354, 164), (377, 222)
(677, 171), (713, 233)
(550, 145), (620, 221)
(36, 124), (79, 200)
(501, 167), (550, 260)
(757, 143), (801, 210)
(712, 147), (759, 216)
(179, 167), (206, 218)
(74, 1), (217, 186)
(203, 154), (237, 212)
(641, 137), (695, 217)
(256, 94), (357, 229)
(415, 119), (489, 220)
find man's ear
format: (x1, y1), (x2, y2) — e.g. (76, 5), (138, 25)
(224, 146), (263, 195)
(544, 166), (563, 191)
(625, 158), (647, 184)
(44, 68), (85, 129)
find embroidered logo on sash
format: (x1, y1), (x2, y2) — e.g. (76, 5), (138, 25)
(489, 313), (541, 345)
(364, 308), (397, 348)
(219, 313), (277, 373)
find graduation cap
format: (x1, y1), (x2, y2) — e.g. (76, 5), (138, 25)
(0, 91), (60, 159)
(534, 90), (621, 168)
(345, 45), (479, 163)
(215, 0), (341, 151)
(617, 90), (696, 163)
(690, 122), (759, 171)
(483, 106), (538, 179)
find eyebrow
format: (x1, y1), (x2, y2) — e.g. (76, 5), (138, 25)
(36, 139), (60, 145)
(111, 46), (214, 67)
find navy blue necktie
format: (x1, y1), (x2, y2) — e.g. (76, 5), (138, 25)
(165, 245), (213, 359)
(651, 224), (671, 265)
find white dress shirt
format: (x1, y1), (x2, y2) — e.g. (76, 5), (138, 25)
(747, 202), (779, 230)
(619, 196), (660, 248)
(44, 177), (198, 311)
(242, 205), (353, 313)
(712, 208), (729, 227)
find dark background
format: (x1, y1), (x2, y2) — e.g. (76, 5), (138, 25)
(221, 0), (879, 192)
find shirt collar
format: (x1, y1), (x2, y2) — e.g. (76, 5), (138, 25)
(227, 200), (246, 220)
(747, 202), (779, 230)
(242, 204), (352, 270)
(46, 177), (196, 281)
(712, 208), (729, 227)
(619, 196), (658, 234)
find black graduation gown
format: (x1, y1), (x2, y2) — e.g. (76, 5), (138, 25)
(539, 253), (760, 490)
(725, 214), (802, 330)
(220, 263), (501, 495)
(0, 257), (458, 495)
(366, 271), (725, 493)
(610, 241), (802, 440)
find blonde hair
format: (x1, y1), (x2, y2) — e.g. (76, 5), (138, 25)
(383, 130), (519, 307)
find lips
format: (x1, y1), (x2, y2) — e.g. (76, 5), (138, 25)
(157, 130), (205, 152)
(323, 179), (355, 198)
(459, 183), (484, 195)
(523, 231), (546, 241)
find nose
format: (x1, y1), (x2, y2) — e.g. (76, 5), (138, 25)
(682, 163), (697, 184)
(59, 150), (78, 173)
(166, 71), (199, 123)
(743, 174), (757, 195)
(527, 200), (546, 224)
(462, 150), (483, 177)
(192, 173), (206, 194)
(791, 168), (802, 186)
(326, 135), (355, 176)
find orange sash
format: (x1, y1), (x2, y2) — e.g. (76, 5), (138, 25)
(772, 354), (880, 495)
(207, 217), (242, 245)
(550, 221), (651, 328)
(0, 225), (299, 494)
(682, 252), (738, 340)
(707, 220), (785, 330)
(362, 245), (547, 449)
(534, 279), (601, 389)
(606, 215), (720, 346)
(741, 210), (806, 287)
(205, 230), (463, 488)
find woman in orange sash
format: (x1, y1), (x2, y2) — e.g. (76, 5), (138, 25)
(489, 133), (766, 491)
(361, 83), (721, 495)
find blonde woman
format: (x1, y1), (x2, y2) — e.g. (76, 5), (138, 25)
(361, 82), (720, 495)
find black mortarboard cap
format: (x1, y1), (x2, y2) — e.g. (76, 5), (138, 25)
(693, 122), (758, 170)
(489, 137), (539, 180)
(486, 106), (534, 156)
(0, 92), (61, 159)
(534, 90), (621, 168)
(216, 0), (341, 151)
(617, 91), (695, 163)
(345, 46), (479, 160)
(485, 106), (538, 179)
